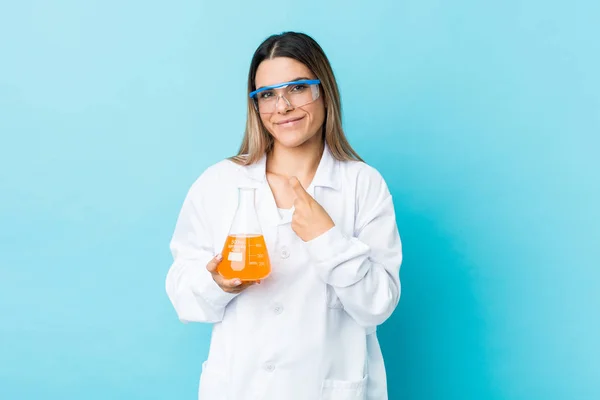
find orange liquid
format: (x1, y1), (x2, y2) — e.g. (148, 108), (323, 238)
(218, 234), (271, 281)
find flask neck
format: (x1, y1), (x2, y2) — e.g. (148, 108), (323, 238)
(237, 188), (256, 211)
(229, 187), (261, 236)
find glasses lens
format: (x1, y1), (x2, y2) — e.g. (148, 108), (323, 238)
(254, 83), (319, 114)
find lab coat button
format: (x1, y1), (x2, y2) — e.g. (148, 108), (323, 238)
(273, 304), (283, 314)
(264, 363), (275, 372)
(280, 246), (290, 259)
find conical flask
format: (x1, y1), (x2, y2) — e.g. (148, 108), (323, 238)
(218, 187), (271, 281)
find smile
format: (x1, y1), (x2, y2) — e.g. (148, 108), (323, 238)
(275, 116), (305, 127)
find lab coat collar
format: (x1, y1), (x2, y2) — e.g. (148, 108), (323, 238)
(242, 142), (341, 191)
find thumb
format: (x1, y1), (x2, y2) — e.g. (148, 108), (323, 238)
(289, 177), (309, 200)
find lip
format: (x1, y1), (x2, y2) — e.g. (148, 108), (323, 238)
(275, 116), (305, 126)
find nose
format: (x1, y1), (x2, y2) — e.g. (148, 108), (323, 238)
(275, 94), (293, 114)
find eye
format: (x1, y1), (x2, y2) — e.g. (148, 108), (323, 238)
(259, 90), (274, 100)
(291, 84), (308, 92)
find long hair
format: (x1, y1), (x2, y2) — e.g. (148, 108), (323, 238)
(230, 31), (363, 165)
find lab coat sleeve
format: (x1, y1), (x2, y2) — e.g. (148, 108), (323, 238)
(305, 170), (402, 328)
(165, 182), (238, 323)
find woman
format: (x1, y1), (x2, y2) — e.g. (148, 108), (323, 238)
(166, 31), (402, 400)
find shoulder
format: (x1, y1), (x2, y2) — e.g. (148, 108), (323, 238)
(182, 158), (247, 206)
(339, 159), (390, 193)
(190, 158), (244, 191)
(338, 160), (394, 222)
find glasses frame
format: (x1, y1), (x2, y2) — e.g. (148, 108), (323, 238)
(249, 79), (321, 114)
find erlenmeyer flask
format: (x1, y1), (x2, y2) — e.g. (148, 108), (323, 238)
(218, 187), (271, 281)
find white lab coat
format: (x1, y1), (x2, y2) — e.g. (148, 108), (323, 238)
(166, 144), (402, 400)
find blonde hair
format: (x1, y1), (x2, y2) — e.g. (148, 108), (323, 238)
(230, 32), (363, 165)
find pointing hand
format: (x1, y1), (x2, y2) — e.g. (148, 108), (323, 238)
(288, 177), (335, 242)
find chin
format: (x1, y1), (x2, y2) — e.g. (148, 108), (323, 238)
(274, 134), (310, 149)
(270, 127), (312, 147)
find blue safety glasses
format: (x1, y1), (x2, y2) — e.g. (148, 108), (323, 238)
(249, 79), (321, 114)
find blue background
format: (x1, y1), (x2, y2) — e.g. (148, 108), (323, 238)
(1, 1), (599, 399)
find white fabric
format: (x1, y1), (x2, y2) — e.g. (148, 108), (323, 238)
(277, 206), (294, 220)
(165, 144), (403, 400)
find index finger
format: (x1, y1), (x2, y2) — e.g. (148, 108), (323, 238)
(206, 254), (244, 288)
(206, 254), (223, 274)
(289, 176), (310, 201)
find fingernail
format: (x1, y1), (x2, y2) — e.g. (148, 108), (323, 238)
(216, 254), (222, 261)
(233, 279), (241, 286)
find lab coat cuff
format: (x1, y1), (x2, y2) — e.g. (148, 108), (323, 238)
(306, 226), (350, 276)
(305, 225), (348, 264)
(305, 225), (371, 287)
(191, 268), (238, 309)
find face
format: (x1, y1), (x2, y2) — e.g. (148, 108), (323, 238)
(254, 57), (325, 149)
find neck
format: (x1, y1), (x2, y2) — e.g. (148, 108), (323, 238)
(266, 135), (324, 182)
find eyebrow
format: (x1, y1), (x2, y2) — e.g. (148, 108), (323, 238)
(256, 76), (311, 90)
